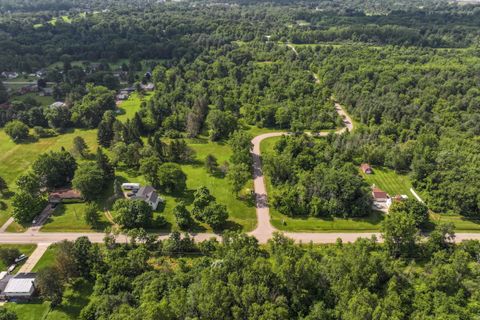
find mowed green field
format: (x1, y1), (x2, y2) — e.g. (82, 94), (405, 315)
(0, 129), (98, 229)
(261, 136), (384, 232)
(116, 92), (152, 122)
(117, 136), (257, 233)
(360, 167), (414, 197)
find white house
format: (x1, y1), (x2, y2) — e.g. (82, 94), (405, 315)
(132, 186), (162, 210)
(3, 273), (36, 300)
(121, 183), (140, 190)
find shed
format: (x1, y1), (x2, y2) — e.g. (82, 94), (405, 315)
(360, 163), (373, 174)
(3, 273), (36, 300)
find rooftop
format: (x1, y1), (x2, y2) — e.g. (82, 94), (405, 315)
(4, 273), (36, 294)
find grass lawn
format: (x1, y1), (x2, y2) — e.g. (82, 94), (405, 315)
(361, 167), (414, 197)
(5, 279), (93, 320)
(41, 202), (111, 233)
(0, 244), (37, 273)
(271, 211), (384, 232)
(430, 213), (480, 232)
(4, 300), (51, 320)
(261, 136), (385, 232)
(31, 244), (57, 272)
(116, 136), (257, 232)
(116, 92), (152, 122)
(10, 93), (55, 106)
(0, 129), (98, 230)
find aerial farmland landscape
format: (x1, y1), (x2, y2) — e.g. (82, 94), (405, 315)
(0, 0), (479, 318)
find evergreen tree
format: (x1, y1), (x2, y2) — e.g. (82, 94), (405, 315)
(97, 111), (115, 148)
(173, 202), (193, 230)
(96, 148), (115, 181)
(73, 136), (89, 158)
(204, 154), (218, 174)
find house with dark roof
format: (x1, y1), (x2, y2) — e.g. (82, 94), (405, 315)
(131, 186), (162, 210)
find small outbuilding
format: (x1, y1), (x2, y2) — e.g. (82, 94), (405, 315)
(132, 186), (162, 210)
(2, 273), (37, 301)
(50, 101), (66, 109)
(360, 163), (373, 174)
(372, 187), (389, 202)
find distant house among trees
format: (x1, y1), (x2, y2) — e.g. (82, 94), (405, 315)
(131, 185), (161, 210)
(140, 83), (154, 91)
(116, 93), (129, 101)
(18, 84), (38, 95)
(360, 163), (373, 174)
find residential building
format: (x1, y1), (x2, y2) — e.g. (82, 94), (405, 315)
(141, 83), (154, 91)
(132, 186), (162, 210)
(116, 93), (129, 101)
(49, 188), (83, 204)
(39, 87), (54, 96)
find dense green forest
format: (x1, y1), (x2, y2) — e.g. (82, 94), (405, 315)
(305, 45), (480, 215)
(1, 0), (479, 218)
(24, 228), (480, 320)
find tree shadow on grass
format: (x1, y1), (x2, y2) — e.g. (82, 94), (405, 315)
(147, 215), (172, 233)
(1, 190), (15, 200)
(45, 203), (110, 232)
(221, 220), (243, 232)
(54, 279), (93, 319)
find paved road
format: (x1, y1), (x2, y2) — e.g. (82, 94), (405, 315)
(0, 218), (14, 233)
(18, 243), (50, 273)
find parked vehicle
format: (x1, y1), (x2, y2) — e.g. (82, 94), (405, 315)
(14, 254), (27, 263)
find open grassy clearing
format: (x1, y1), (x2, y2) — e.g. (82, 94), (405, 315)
(116, 92), (152, 122)
(116, 136), (257, 233)
(10, 92), (55, 106)
(261, 136), (384, 232)
(0, 244), (37, 273)
(430, 213), (480, 232)
(360, 167), (414, 197)
(31, 244), (57, 272)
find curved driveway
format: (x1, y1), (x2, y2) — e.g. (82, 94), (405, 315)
(247, 103), (376, 243)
